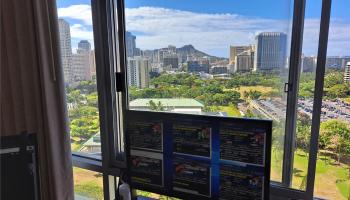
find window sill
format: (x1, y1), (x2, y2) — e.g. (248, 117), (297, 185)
(72, 153), (103, 173)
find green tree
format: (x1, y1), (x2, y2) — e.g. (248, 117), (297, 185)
(320, 120), (350, 164)
(69, 106), (98, 120)
(70, 116), (99, 140)
(249, 90), (262, 100)
(86, 92), (98, 107)
(326, 83), (350, 99)
(67, 90), (86, 104)
(147, 100), (165, 111)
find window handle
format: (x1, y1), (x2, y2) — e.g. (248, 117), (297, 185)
(115, 72), (124, 92)
(284, 82), (291, 93)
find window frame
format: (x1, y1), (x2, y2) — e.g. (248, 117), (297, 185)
(70, 0), (335, 199)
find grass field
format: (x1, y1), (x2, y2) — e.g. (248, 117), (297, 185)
(224, 86), (277, 98)
(344, 98), (350, 104)
(208, 105), (242, 117)
(272, 149), (350, 200)
(73, 167), (104, 200)
(217, 105), (242, 117)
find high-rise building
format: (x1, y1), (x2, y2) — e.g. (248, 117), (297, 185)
(187, 60), (209, 73)
(326, 56), (350, 69)
(125, 31), (136, 57)
(58, 19), (73, 83)
(90, 50), (96, 79)
(342, 56), (350, 68)
(234, 50), (254, 73)
(71, 40), (93, 81)
(344, 62), (350, 82)
(211, 66), (228, 74)
(78, 40), (91, 51)
(127, 57), (150, 88)
(163, 54), (179, 69)
(326, 56), (344, 69)
(254, 32), (287, 71)
(167, 45), (177, 54)
(301, 56), (317, 72)
(229, 46), (252, 65)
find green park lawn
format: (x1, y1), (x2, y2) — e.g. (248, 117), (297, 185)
(73, 167), (104, 200)
(224, 85), (277, 97)
(209, 105), (242, 117)
(344, 98), (350, 104)
(272, 149), (350, 200)
(217, 105), (242, 117)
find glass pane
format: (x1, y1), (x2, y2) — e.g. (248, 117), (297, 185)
(314, 0), (350, 199)
(124, 0), (294, 182)
(73, 167), (103, 200)
(56, 1), (101, 158)
(292, 0), (322, 190)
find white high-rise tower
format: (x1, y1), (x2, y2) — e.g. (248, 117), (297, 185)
(58, 19), (73, 83)
(344, 62), (350, 82)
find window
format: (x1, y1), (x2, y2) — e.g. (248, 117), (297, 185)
(123, 0), (294, 183)
(291, 0), (322, 190)
(314, 1), (350, 199)
(54, 0), (348, 199)
(56, 0), (101, 158)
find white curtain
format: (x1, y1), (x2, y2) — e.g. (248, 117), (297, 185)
(0, 0), (74, 199)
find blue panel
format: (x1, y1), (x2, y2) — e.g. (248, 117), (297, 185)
(125, 110), (272, 200)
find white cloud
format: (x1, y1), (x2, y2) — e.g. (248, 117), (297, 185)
(125, 7), (291, 57)
(70, 24), (94, 53)
(125, 6), (350, 57)
(327, 19), (350, 56)
(57, 5), (350, 57)
(58, 5), (92, 25)
(70, 24), (94, 40)
(302, 18), (350, 56)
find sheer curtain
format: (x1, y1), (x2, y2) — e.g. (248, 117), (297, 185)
(1, 0), (74, 199)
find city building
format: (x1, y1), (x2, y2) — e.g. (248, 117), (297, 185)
(187, 60), (209, 73)
(301, 55), (317, 72)
(125, 31), (136, 57)
(229, 46), (251, 65)
(156, 45), (177, 64)
(58, 19), (73, 83)
(78, 40), (91, 50)
(127, 56), (150, 88)
(345, 62), (350, 82)
(253, 32), (287, 71)
(167, 45), (177, 54)
(234, 50), (254, 73)
(80, 133), (101, 153)
(326, 56), (344, 69)
(157, 48), (168, 63)
(342, 56), (350, 68)
(211, 66), (228, 74)
(90, 50), (96, 79)
(71, 40), (93, 81)
(163, 54), (179, 69)
(325, 56), (350, 69)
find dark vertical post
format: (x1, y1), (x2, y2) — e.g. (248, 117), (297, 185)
(282, 0), (306, 187)
(306, 0), (332, 199)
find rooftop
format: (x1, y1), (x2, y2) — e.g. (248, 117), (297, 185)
(129, 98), (204, 108)
(80, 133), (101, 148)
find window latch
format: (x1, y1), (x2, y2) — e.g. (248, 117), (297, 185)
(284, 82), (292, 93)
(115, 72), (124, 92)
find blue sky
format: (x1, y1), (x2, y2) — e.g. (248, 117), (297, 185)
(57, 0), (349, 57)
